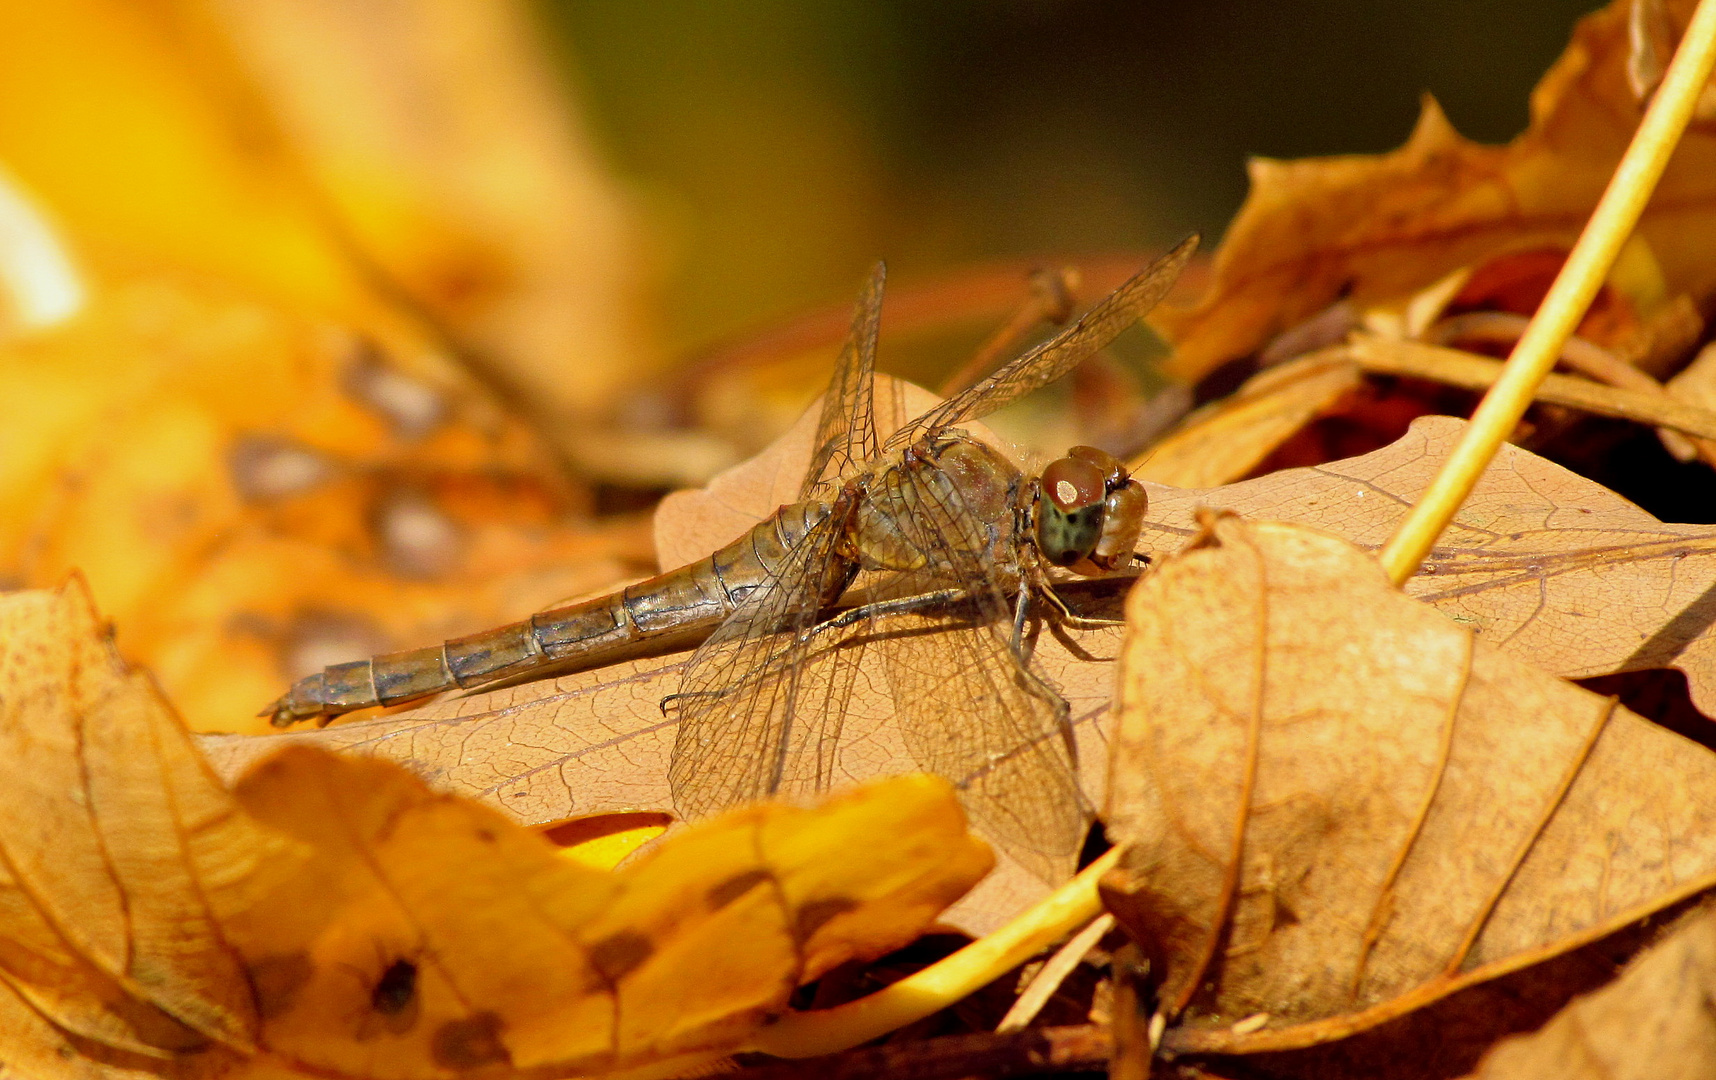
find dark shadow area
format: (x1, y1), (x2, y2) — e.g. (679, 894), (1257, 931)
(1579, 667), (1716, 750)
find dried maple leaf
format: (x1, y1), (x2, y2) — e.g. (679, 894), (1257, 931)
(1461, 901), (1716, 1079)
(1104, 514), (1716, 1056)
(1139, 414), (1716, 717)
(1152, 0), (1716, 381)
(0, 580), (989, 1079)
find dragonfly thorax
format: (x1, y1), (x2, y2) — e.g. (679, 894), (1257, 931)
(850, 433), (1024, 575)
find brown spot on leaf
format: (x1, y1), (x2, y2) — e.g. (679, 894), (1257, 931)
(431, 1012), (509, 1070)
(342, 342), (447, 439)
(371, 958), (418, 1017)
(706, 868), (770, 911)
(373, 489), (464, 578)
(247, 953), (314, 1019)
(795, 896), (860, 941)
(353, 955), (421, 1041)
(228, 434), (336, 500)
(588, 930), (653, 981)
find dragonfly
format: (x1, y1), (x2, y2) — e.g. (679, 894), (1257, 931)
(267, 234), (1196, 879)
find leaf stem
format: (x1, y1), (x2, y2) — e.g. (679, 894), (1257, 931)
(1347, 337), (1716, 441)
(1377, 0), (1716, 586)
(747, 847), (1121, 1058)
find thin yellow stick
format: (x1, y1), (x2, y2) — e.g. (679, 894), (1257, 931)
(747, 847), (1121, 1058)
(1378, 0), (1716, 586)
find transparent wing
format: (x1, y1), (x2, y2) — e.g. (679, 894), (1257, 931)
(667, 508), (864, 818)
(800, 261), (886, 501)
(884, 234), (1197, 451)
(856, 466), (1091, 882)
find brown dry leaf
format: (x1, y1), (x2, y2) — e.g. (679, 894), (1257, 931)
(1460, 902), (1716, 1079)
(0, 580), (989, 1079)
(1131, 351), (1362, 489)
(1139, 414), (1716, 717)
(1103, 514), (1716, 1056)
(0, 579), (293, 1062)
(0, 273), (644, 735)
(204, 375), (1128, 934)
(1151, 0), (1716, 381)
(201, 609), (1117, 939)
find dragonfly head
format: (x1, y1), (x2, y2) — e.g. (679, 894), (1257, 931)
(1034, 445), (1147, 576)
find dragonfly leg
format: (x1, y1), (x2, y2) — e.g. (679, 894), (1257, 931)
(1010, 578), (1031, 657)
(817, 586), (968, 633)
(1036, 580), (1126, 631)
(658, 586), (969, 715)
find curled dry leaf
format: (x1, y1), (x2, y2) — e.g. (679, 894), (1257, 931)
(0, 581), (294, 1061)
(1103, 514), (1716, 1055)
(1140, 414), (1716, 718)
(1131, 350), (1363, 489)
(0, 580), (990, 1079)
(1152, 0), (1716, 381)
(1461, 901), (1716, 1079)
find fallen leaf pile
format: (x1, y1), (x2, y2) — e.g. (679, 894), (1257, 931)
(15, 0), (1716, 1076)
(195, 409), (1716, 937)
(0, 581), (990, 1079)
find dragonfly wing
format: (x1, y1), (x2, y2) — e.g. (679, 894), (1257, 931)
(800, 261), (885, 502)
(860, 468), (1091, 882)
(885, 234), (1197, 451)
(667, 510), (864, 818)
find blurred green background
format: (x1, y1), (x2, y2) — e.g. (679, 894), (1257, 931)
(541, 0), (1601, 354)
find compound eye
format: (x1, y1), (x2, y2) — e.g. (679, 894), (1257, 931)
(1068, 445), (1125, 489)
(1036, 457), (1108, 569)
(1041, 457), (1105, 513)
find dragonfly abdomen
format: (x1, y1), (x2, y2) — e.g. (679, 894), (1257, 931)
(266, 500), (835, 726)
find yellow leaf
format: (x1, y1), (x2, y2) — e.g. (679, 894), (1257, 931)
(0, 0), (650, 424)
(0, 0), (374, 325)
(0, 273), (641, 735)
(0, 580), (992, 1077)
